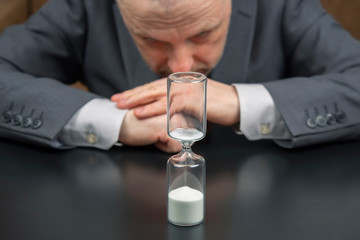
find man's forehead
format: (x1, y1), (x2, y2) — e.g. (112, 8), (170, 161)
(119, 0), (225, 34)
(130, 19), (222, 37)
(119, 0), (218, 16)
(119, 0), (201, 10)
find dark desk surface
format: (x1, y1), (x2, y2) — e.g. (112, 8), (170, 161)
(1, 125), (360, 240)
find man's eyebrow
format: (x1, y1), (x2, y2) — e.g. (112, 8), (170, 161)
(130, 27), (147, 36)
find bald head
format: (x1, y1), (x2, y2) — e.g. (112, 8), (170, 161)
(117, 0), (218, 17)
(117, 0), (172, 13)
(116, 0), (232, 76)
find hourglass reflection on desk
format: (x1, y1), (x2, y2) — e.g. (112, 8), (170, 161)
(166, 72), (207, 226)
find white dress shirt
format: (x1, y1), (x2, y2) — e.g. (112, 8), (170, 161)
(58, 98), (126, 149)
(233, 84), (291, 140)
(58, 84), (291, 149)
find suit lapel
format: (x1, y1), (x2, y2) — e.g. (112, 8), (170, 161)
(211, 0), (257, 84)
(112, 4), (158, 88)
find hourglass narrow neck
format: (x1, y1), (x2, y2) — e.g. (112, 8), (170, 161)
(170, 142), (204, 166)
(181, 141), (194, 150)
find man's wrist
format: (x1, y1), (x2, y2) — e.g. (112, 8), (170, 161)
(232, 83), (291, 140)
(58, 98), (127, 149)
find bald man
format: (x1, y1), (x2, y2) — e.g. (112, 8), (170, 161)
(1, 0), (360, 152)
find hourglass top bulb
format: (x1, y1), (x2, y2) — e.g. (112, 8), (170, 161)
(167, 72), (207, 146)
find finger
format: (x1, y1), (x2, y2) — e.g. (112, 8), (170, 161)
(111, 93), (122, 101)
(114, 79), (167, 109)
(113, 78), (166, 100)
(155, 140), (182, 153)
(168, 93), (204, 123)
(155, 128), (182, 153)
(133, 97), (167, 119)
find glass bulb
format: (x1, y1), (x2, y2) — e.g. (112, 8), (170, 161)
(166, 72), (207, 226)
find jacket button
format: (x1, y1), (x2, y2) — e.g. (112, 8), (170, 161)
(13, 115), (23, 126)
(306, 118), (316, 128)
(315, 115), (326, 127)
(32, 119), (42, 129)
(335, 111), (346, 123)
(2, 111), (12, 123)
(325, 113), (336, 125)
(23, 117), (33, 128)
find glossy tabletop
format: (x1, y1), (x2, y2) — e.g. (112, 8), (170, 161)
(1, 125), (360, 240)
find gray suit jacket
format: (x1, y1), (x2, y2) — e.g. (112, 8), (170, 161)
(1, 0), (360, 148)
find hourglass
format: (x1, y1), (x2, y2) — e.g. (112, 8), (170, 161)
(166, 72), (207, 226)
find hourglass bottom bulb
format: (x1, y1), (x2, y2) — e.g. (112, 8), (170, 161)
(168, 186), (204, 226)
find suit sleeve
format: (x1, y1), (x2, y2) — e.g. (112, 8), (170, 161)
(0, 0), (99, 148)
(263, 0), (360, 148)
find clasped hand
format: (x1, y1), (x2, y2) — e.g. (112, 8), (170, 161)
(111, 78), (240, 152)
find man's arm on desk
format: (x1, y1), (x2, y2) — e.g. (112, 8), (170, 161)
(112, 79), (292, 143)
(58, 99), (181, 152)
(0, 0), (99, 148)
(57, 98), (125, 149)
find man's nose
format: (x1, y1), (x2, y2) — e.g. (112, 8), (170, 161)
(167, 45), (194, 73)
